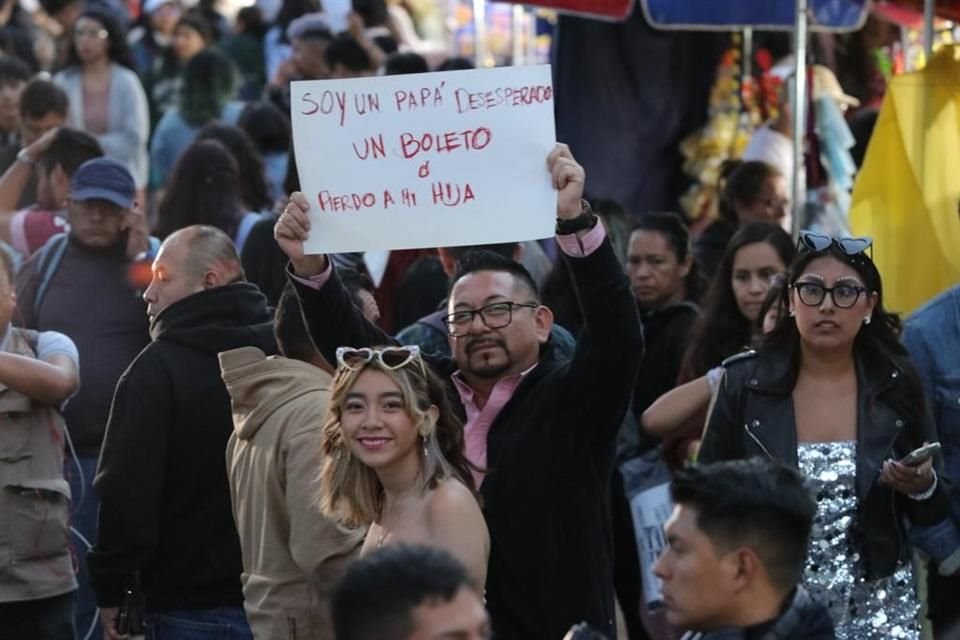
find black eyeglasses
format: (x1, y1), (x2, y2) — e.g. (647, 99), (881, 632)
(798, 231), (873, 257)
(444, 301), (538, 337)
(793, 282), (868, 309)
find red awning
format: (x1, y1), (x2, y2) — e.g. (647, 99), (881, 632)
(873, 0), (960, 25)
(493, 0), (635, 21)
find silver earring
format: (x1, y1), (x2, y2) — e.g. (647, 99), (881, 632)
(864, 316), (872, 325)
(788, 310), (796, 317)
(422, 435), (428, 459)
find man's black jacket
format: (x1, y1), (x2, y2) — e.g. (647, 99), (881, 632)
(89, 283), (277, 610)
(292, 238), (643, 640)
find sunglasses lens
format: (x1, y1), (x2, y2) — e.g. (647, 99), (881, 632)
(839, 238), (872, 255)
(801, 232), (832, 252)
(379, 348), (414, 369)
(339, 348), (372, 369)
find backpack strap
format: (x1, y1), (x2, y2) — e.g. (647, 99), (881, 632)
(33, 233), (70, 318)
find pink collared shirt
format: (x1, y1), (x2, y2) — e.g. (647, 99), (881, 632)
(452, 362), (538, 487)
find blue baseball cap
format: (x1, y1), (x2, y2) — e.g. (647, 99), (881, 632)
(70, 158), (135, 209)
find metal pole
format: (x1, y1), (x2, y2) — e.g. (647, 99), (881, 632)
(742, 27), (753, 80)
(473, 0), (488, 68)
(512, 4), (525, 66)
(792, 0), (808, 239)
(924, 0), (935, 57)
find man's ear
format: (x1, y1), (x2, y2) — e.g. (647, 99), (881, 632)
(678, 253), (694, 279)
(202, 270), (222, 289)
(729, 547), (762, 592)
(534, 305), (553, 345)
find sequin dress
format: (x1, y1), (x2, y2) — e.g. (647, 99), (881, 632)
(798, 441), (920, 640)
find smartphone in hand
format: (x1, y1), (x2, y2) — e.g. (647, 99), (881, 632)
(900, 442), (941, 467)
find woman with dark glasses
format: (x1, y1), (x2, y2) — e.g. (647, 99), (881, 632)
(318, 345), (489, 587)
(699, 232), (947, 639)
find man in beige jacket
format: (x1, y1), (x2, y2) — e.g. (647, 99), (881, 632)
(220, 286), (365, 640)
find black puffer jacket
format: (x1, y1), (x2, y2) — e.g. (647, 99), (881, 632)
(681, 587), (836, 640)
(698, 348), (950, 580)
(89, 283), (277, 610)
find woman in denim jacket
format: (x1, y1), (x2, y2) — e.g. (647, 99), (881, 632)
(902, 284), (960, 635)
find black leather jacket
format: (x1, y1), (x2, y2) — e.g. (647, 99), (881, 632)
(698, 348), (950, 580)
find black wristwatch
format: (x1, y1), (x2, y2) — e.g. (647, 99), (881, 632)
(555, 200), (598, 235)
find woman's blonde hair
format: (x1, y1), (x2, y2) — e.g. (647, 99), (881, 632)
(319, 350), (477, 527)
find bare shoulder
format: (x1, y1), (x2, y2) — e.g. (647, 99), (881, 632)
(427, 478), (482, 518)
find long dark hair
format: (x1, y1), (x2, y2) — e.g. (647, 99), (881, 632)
(65, 8), (136, 71)
(179, 48), (236, 126)
(154, 139), (243, 239)
(763, 243), (927, 428)
(718, 160), (782, 225)
(680, 222), (795, 380)
(196, 124), (272, 212)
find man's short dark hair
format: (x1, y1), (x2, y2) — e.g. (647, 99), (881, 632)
(671, 458), (816, 593)
(324, 33), (371, 73)
(451, 249), (540, 302)
(274, 283), (317, 362)
(38, 128), (103, 176)
(384, 52), (428, 76)
(0, 56), (30, 87)
(333, 545), (476, 640)
(297, 26), (333, 43)
(19, 79), (68, 120)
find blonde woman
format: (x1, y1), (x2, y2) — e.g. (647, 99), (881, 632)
(320, 345), (489, 587)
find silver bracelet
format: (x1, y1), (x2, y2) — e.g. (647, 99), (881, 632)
(909, 471), (938, 501)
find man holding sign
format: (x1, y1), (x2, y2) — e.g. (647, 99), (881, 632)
(275, 144), (643, 639)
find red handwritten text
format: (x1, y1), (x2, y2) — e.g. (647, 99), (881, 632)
(432, 182), (475, 207)
(394, 82), (445, 112)
(300, 90), (348, 126)
(454, 85), (552, 113)
(399, 127), (492, 160)
(318, 190), (377, 212)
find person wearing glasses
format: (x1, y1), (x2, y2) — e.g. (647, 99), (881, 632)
(698, 232), (948, 640)
(693, 160), (789, 280)
(318, 344), (488, 586)
(274, 143), (643, 640)
(54, 8), (149, 196)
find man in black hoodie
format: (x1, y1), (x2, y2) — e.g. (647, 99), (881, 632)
(89, 225), (276, 640)
(654, 459), (835, 640)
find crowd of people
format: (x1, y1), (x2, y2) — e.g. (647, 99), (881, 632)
(0, 1), (957, 640)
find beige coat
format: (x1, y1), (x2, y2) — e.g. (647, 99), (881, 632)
(221, 347), (364, 640)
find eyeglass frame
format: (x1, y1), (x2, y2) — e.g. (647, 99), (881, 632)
(791, 281), (870, 309)
(443, 301), (539, 337)
(335, 345), (426, 376)
(797, 231), (873, 258)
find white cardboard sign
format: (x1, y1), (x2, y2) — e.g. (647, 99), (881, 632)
(290, 65), (557, 255)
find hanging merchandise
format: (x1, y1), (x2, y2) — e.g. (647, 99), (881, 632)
(805, 95), (859, 236)
(679, 36), (783, 225)
(849, 45), (960, 314)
